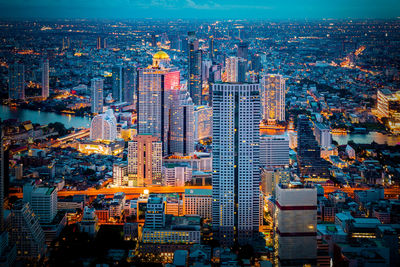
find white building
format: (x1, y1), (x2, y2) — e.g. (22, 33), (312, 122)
(260, 134), (289, 168)
(184, 189), (212, 220)
(41, 58), (49, 99)
(274, 182), (317, 266)
(260, 74), (285, 123)
(314, 123), (331, 149)
(163, 163), (192, 187)
(225, 57), (239, 83)
(212, 83), (260, 245)
(24, 185), (57, 224)
(91, 77), (104, 114)
(90, 109), (117, 141)
(113, 163), (127, 186)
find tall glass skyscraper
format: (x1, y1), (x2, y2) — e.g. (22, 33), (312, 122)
(41, 58), (49, 99)
(188, 32), (202, 105)
(137, 51), (180, 155)
(8, 63), (25, 100)
(212, 82), (261, 246)
(90, 78), (104, 114)
(112, 65), (136, 104)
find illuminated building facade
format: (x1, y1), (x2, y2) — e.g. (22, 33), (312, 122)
(376, 89), (400, 132)
(260, 74), (285, 123)
(225, 57), (239, 83)
(274, 182), (317, 266)
(137, 51), (180, 155)
(41, 58), (49, 99)
(128, 135), (162, 186)
(188, 32), (202, 105)
(90, 109), (117, 141)
(194, 105), (212, 141)
(8, 63), (25, 100)
(212, 83), (261, 246)
(183, 189), (212, 220)
(113, 163), (127, 186)
(163, 163), (192, 187)
(314, 123), (331, 149)
(90, 77), (104, 114)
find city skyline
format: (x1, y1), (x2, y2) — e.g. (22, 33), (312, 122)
(0, 0), (399, 19)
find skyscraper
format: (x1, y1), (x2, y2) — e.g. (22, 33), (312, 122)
(23, 185), (57, 224)
(137, 51), (180, 155)
(8, 63), (25, 100)
(188, 32), (202, 105)
(225, 57), (247, 83)
(169, 87), (195, 156)
(91, 77), (104, 114)
(237, 42), (249, 60)
(90, 109), (117, 141)
(41, 58), (49, 99)
(112, 65), (136, 103)
(128, 135), (162, 187)
(212, 82), (261, 246)
(260, 74), (286, 123)
(274, 182), (317, 266)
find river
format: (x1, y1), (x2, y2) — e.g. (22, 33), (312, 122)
(0, 105), (91, 129)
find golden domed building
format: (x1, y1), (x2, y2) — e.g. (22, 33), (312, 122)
(152, 50), (170, 68)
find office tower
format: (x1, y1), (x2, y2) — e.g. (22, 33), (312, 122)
(194, 105), (212, 141)
(144, 196), (166, 229)
(212, 82), (261, 246)
(151, 34), (157, 47)
(184, 188), (212, 220)
(90, 109), (117, 141)
(297, 115), (330, 179)
(111, 65), (136, 103)
(225, 57), (239, 83)
(209, 35), (215, 60)
(238, 58), (247, 83)
(314, 123), (331, 149)
(169, 88), (195, 156)
(260, 134), (289, 168)
(23, 186), (57, 224)
(260, 74), (286, 123)
(251, 54), (262, 73)
(9, 201), (46, 260)
(91, 77), (104, 114)
(128, 135), (162, 187)
(274, 182), (317, 266)
(237, 42), (249, 60)
(8, 63), (25, 100)
(137, 51), (180, 155)
(41, 58), (49, 99)
(113, 163), (127, 186)
(188, 32), (202, 105)
(97, 37), (102, 49)
(261, 168), (291, 196)
(163, 163), (192, 187)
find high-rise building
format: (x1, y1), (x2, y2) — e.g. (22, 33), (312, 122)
(260, 134), (289, 168)
(209, 35), (215, 61)
(112, 65), (136, 103)
(128, 135), (162, 187)
(314, 123), (331, 149)
(297, 115), (330, 179)
(8, 63), (25, 100)
(41, 58), (49, 99)
(169, 88), (195, 156)
(274, 182), (317, 266)
(376, 89), (400, 132)
(163, 163), (192, 187)
(91, 77), (104, 114)
(212, 82), (261, 246)
(260, 74), (286, 123)
(137, 51), (180, 155)
(194, 105), (212, 141)
(9, 201), (46, 260)
(113, 163), (127, 186)
(237, 42), (249, 60)
(23, 186), (57, 224)
(188, 32), (202, 105)
(144, 195), (166, 229)
(90, 109), (117, 141)
(225, 57), (239, 83)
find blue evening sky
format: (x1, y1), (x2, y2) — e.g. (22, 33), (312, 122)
(0, 0), (399, 19)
